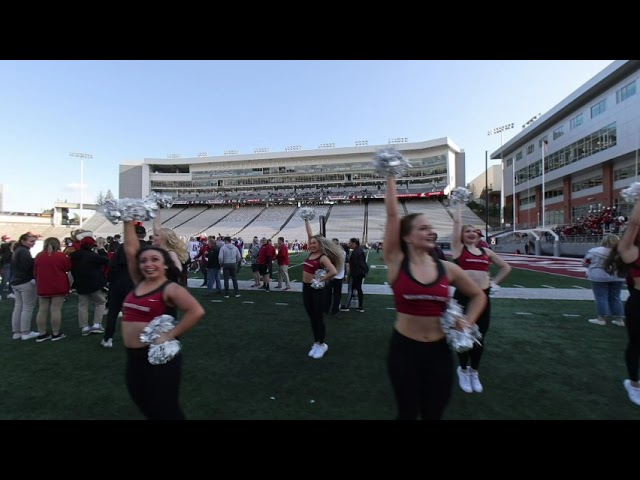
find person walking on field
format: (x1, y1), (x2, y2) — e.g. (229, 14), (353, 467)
(584, 234), (625, 327)
(275, 236), (291, 291)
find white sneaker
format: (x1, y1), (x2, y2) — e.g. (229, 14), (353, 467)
(308, 344), (318, 357)
(12, 333), (22, 340)
(588, 318), (606, 326)
(81, 326), (92, 336)
(7, 293), (15, 299)
(91, 324), (105, 334)
(623, 379), (640, 406)
(612, 319), (625, 327)
(21, 331), (39, 341)
(457, 367), (473, 393)
(469, 370), (484, 393)
(312, 343), (329, 359)
(101, 339), (113, 348)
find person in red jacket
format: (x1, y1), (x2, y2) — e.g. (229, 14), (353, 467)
(274, 236), (291, 290)
(34, 237), (73, 341)
(257, 237), (277, 292)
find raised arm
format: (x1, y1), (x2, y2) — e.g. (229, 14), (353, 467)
(619, 201), (640, 264)
(451, 203), (463, 259)
(153, 209), (163, 244)
(305, 218), (313, 242)
(124, 221), (143, 285)
(383, 176), (402, 265)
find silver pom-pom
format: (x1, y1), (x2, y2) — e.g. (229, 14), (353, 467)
(99, 194), (173, 225)
(139, 314), (182, 365)
(440, 300), (483, 352)
(311, 269), (326, 289)
(449, 186), (472, 205)
(150, 192), (174, 209)
(621, 182), (640, 203)
(299, 207), (316, 221)
(372, 148), (412, 178)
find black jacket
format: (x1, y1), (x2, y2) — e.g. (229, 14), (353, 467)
(349, 246), (369, 277)
(70, 248), (109, 294)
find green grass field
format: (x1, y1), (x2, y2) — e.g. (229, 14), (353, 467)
(0, 283), (637, 419)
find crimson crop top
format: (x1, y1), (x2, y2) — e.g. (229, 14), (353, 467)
(392, 256), (450, 316)
(303, 255), (324, 275)
(122, 281), (177, 323)
(455, 246), (490, 272)
(626, 256), (640, 290)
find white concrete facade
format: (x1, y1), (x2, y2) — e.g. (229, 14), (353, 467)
(492, 60), (640, 229)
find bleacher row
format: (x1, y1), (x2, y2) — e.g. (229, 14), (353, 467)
(2, 201), (484, 244)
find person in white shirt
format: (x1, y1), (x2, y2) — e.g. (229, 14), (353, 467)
(584, 234), (626, 326)
(324, 239), (348, 316)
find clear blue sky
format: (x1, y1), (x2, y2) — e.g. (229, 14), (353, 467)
(0, 60), (613, 215)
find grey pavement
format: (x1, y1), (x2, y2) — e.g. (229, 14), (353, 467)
(187, 278), (622, 301)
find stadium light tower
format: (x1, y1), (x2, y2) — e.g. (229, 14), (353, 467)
(69, 152), (93, 228)
(487, 122), (514, 228)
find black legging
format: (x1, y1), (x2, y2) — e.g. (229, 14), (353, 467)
(126, 346), (185, 420)
(625, 288), (640, 382)
(387, 330), (453, 420)
(303, 283), (326, 343)
(344, 275), (364, 309)
(324, 278), (343, 315)
(454, 288), (490, 370)
(104, 281), (132, 342)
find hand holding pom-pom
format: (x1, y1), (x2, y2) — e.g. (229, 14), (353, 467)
(150, 192), (174, 209)
(621, 182), (640, 203)
(311, 269), (326, 289)
(299, 207), (316, 221)
(372, 148), (412, 178)
(139, 315), (182, 365)
(99, 194), (173, 225)
(450, 187), (472, 205)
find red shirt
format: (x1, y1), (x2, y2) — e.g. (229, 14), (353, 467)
(276, 244), (290, 266)
(122, 282), (172, 323)
(34, 251), (72, 297)
(456, 246), (490, 272)
(392, 257), (450, 316)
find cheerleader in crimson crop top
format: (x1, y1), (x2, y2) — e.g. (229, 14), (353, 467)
(121, 220), (205, 420)
(606, 197), (640, 406)
(383, 175), (486, 420)
(451, 203), (511, 395)
(302, 217), (343, 360)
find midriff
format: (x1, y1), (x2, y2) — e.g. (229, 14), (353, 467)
(394, 313), (445, 342)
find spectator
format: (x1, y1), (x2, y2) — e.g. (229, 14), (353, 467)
(10, 232), (39, 340)
(33, 237), (72, 341)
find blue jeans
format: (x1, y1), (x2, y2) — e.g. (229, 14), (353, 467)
(591, 281), (624, 317)
(206, 267), (222, 293)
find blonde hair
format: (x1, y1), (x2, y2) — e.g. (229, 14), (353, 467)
(96, 237), (107, 249)
(460, 224), (477, 243)
(43, 237), (61, 254)
(160, 227), (189, 264)
(601, 234), (619, 248)
(312, 234), (344, 271)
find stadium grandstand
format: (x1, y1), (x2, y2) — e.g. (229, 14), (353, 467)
(110, 137), (474, 244)
(1, 137), (483, 246)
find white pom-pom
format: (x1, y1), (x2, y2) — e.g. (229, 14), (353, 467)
(621, 182), (640, 203)
(450, 187), (472, 205)
(299, 207), (316, 221)
(372, 148), (412, 178)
